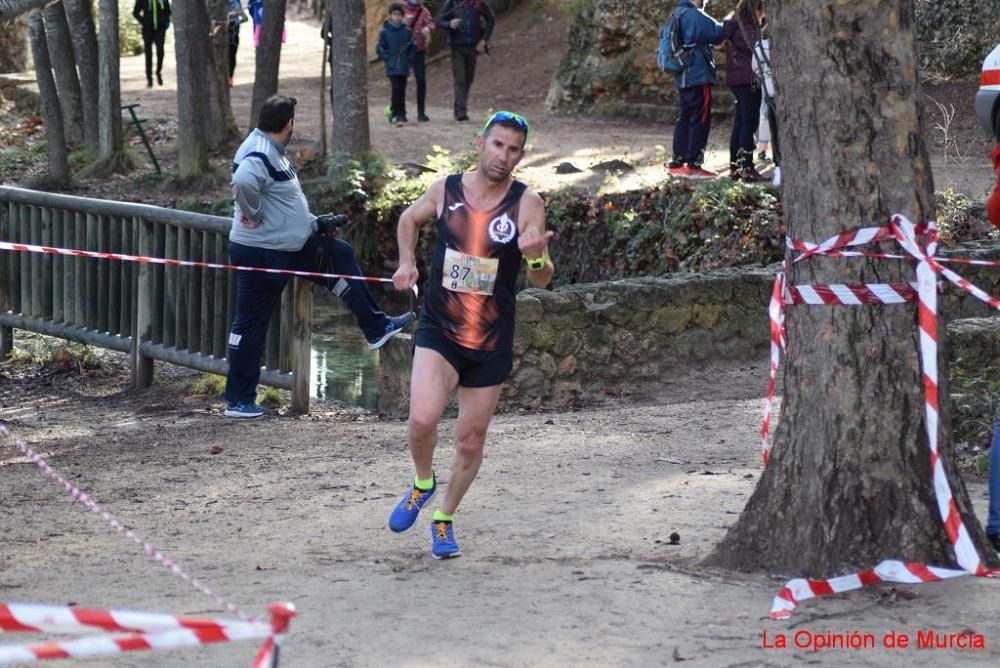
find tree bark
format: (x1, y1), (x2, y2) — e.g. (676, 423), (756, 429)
(96, 0), (124, 168)
(249, 0), (287, 130)
(0, 0), (49, 22)
(63, 0), (99, 150)
(27, 10), (69, 185)
(706, 0), (997, 575)
(0, 17), (27, 73)
(203, 0), (239, 148)
(42, 2), (84, 146)
(173, 0), (211, 176)
(329, 0), (369, 160)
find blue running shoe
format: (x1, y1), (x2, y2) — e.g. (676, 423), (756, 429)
(431, 519), (461, 559)
(368, 312), (415, 351)
(224, 401), (264, 418)
(388, 476), (435, 533)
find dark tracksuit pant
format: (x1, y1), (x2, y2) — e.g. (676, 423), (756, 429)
(389, 75), (408, 120)
(142, 27), (167, 85)
(672, 84), (713, 168)
(224, 233), (386, 404)
(450, 45), (477, 119)
(411, 50), (427, 117)
(729, 84), (762, 170)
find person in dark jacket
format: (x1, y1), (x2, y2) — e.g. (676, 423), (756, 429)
(227, 0), (247, 87)
(133, 0), (171, 88)
(666, 0), (724, 180)
(377, 3), (416, 126)
(723, 0), (764, 181)
(437, 0), (495, 121)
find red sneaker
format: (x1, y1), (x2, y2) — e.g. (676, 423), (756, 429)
(685, 166), (718, 180)
(668, 164), (687, 177)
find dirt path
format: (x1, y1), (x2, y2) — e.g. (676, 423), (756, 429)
(116, 3), (996, 199)
(2, 352), (1000, 667)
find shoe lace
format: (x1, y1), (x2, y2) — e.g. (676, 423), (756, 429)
(404, 488), (424, 511)
(434, 521), (450, 541)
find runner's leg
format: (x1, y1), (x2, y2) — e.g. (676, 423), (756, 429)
(440, 383), (503, 515)
(409, 346), (460, 480)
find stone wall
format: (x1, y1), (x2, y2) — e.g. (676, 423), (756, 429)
(377, 240), (1000, 415)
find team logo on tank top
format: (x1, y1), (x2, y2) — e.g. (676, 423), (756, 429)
(488, 213), (516, 244)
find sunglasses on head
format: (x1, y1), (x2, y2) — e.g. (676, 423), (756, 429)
(481, 111), (529, 140)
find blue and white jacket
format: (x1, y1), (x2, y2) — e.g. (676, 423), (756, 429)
(230, 129), (314, 251)
(671, 0), (724, 89)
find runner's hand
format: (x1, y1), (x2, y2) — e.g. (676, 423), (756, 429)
(393, 262), (419, 291)
(449, 18), (461, 29)
(476, 39), (487, 53)
(518, 228), (553, 259)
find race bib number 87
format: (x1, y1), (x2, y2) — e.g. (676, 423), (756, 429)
(443, 247), (498, 295)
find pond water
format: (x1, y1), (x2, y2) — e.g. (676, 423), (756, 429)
(310, 300), (382, 410)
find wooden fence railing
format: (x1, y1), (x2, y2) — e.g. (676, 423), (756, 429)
(0, 186), (312, 413)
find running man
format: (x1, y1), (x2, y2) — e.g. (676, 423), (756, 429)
(387, 111), (553, 558)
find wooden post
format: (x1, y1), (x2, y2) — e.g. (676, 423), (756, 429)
(265, 303), (281, 370)
(108, 215), (122, 334)
(162, 224), (177, 347)
(151, 223), (164, 343)
(0, 203), (11, 358)
(290, 277), (312, 414)
(8, 202), (21, 315)
(132, 216), (154, 387)
(62, 210), (74, 324)
(30, 206), (42, 317)
(73, 212), (85, 326)
(212, 233), (226, 359)
(19, 205), (30, 315)
(279, 287), (292, 373)
(175, 226), (188, 350)
(96, 214), (109, 333)
(199, 230), (212, 355)
(50, 208), (63, 323)
(120, 217), (132, 336)
(85, 213), (98, 330)
(187, 228), (202, 352)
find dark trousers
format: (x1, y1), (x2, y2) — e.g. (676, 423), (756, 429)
(729, 84), (762, 169)
(450, 45), (478, 118)
(142, 27), (167, 84)
(411, 50), (427, 116)
(389, 75), (408, 120)
(225, 234), (387, 404)
(764, 95), (781, 166)
(228, 25), (240, 79)
(672, 84), (713, 167)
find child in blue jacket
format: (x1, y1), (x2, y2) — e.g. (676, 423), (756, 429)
(377, 4), (416, 126)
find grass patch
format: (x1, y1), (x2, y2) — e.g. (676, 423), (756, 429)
(257, 386), (285, 409)
(8, 339), (102, 372)
(186, 373), (226, 397)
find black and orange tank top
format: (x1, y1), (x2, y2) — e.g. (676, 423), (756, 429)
(419, 174), (527, 352)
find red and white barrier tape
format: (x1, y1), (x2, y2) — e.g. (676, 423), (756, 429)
(764, 216), (998, 619)
(0, 602), (295, 667)
(0, 240), (419, 296)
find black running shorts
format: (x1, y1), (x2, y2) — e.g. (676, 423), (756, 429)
(413, 326), (513, 388)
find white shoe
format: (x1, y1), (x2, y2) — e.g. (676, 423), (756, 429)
(772, 166), (781, 187)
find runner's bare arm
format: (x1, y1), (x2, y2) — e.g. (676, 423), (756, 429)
(393, 177), (446, 291)
(517, 190), (554, 288)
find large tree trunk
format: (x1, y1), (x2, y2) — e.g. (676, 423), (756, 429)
(173, 0), (211, 176)
(707, 0), (997, 575)
(96, 0), (125, 169)
(249, 0), (287, 129)
(27, 10), (69, 185)
(329, 0), (369, 160)
(203, 0), (239, 147)
(0, 17), (27, 73)
(42, 2), (83, 146)
(63, 0), (99, 150)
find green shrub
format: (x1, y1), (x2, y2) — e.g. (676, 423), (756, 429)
(118, 0), (145, 57)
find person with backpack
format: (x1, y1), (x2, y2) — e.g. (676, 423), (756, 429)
(437, 0), (495, 122)
(660, 0), (725, 179)
(722, 0), (764, 181)
(752, 21), (781, 185)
